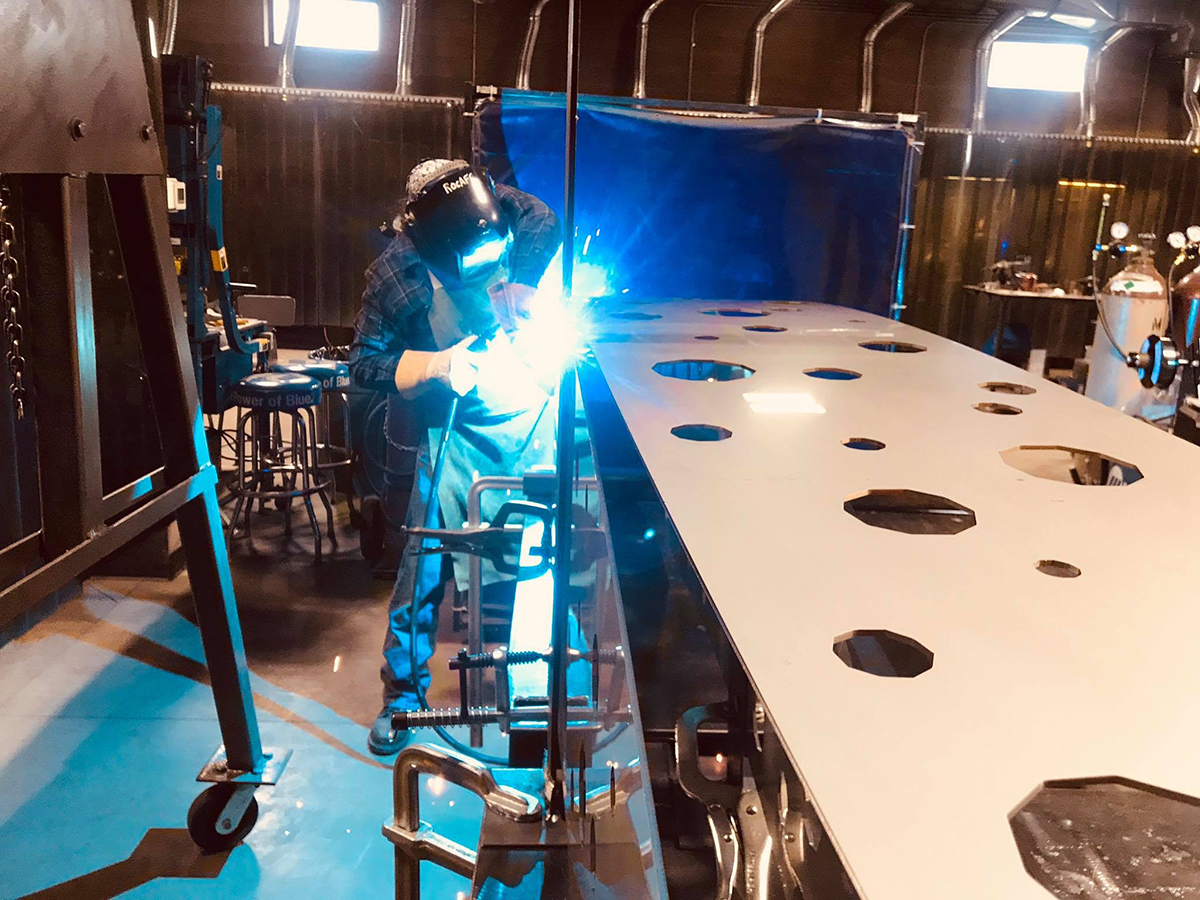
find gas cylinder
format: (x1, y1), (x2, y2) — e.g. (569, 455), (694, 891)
(1085, 243), (1169, 413)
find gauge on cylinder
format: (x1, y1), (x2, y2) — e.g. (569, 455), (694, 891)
(1168, 232), (1187, 250)
(1111, 221), (1130, 241)
(1135, 334), (1179, 390)
(1188, 225), (1200, 244)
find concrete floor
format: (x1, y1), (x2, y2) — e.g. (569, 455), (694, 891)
(0, 498), (484, 900)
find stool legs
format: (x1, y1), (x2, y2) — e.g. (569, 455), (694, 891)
(226, 404), (336, 563)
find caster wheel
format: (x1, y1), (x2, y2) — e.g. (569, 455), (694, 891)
(186, 783), (259, 853)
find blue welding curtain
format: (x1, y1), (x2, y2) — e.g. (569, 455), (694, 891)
(476, 91), (914, 316)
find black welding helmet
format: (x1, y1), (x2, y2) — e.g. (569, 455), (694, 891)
(403, 161), (512, 285)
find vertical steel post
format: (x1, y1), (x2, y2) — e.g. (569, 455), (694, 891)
(547, 0), (583, 821)
(107, 174), (265, 773)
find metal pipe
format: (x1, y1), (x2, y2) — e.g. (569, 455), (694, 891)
(276, 0), (302, 89)
(1078, 26), (1136, 139)
(517, 0), (555, 91)
(972, 8), (1029, 133)
(160, 0), (180, 55)
(1186, 57), (1200, 144)
(395, 0), (417, 96)
(747, 0), (801, 107)
(386, 743), (542, 900)
(861, 2), (912, 113)
(634, 0), (670, 99)
(859, 0), (912, 113)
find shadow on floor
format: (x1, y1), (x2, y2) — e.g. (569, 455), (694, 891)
(15, 828), (234, 899)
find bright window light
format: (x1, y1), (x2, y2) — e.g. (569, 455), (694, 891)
(272, 0), (379, 52)
(988, 41), (1089, 92)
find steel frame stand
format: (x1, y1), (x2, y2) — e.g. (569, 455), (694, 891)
(0, 0), (287, 851)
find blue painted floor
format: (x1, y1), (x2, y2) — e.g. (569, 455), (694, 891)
(0, 527), (487, 899)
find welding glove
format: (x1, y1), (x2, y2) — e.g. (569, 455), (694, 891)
(487, 283), (538, 334)
(393, 335), (479, 398)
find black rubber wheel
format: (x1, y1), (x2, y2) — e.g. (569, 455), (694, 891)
(186, 784), (259, 853)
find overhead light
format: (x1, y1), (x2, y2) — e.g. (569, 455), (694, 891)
(272, 0), (380, 52)
(988, 41), (1090, 93)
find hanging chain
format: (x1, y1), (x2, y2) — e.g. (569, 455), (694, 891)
(0, 176), (27, 420)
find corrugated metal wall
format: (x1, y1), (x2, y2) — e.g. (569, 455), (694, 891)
(215, 89), (463, 327)
(210, 90), (1200, 344)
(906, 132), (1200, 345)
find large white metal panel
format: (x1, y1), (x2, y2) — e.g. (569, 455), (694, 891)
(588, 300), (1200, 900)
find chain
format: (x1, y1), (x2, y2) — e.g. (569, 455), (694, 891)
(0, 176), (27, 419)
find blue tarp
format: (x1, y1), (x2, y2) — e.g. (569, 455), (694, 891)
(477, 91), (917, 316)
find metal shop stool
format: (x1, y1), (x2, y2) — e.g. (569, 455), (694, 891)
(227, 372), (336, 562)
(270, 358), (353, 500)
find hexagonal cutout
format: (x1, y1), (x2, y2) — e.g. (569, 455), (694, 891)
(702, 308), (769, 318)
(843, 437), (885, 451)
(744, 325), (787, 333)
(980, 381), (1036, 395)
(653, 360), (754, 382)
(1036, 559), (1081, 578)
(975, 401), (1023, 415)
(844, 489), (976, 535)
(859, 340), (926, 353)
(671, 424), (732, 442)
(832, 629), (933, 678)
(611, 311), (661, 322)
(1010, 777), (1200, 899)
(805, 368), (862, 381)
(1001, 446), (1143, 486)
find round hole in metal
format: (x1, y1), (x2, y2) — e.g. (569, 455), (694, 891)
(844, 437), (885, 451)
(859, 340), (926, 353)
(1036, 559), (1081, 578)
(844, 489), (976, 535)
(652, 360), (755, 382)
(609, 311), (661, 321)
(702, 308), (769, 318)
(805, 367), (862, 381)
(832, 629), (933, 678)
(744, 325), (787, 333)
(671, 424), (732, 442)
(694, 335), (720, 341)
(1001, 446), (1143, 486)
(975, 401), (1022, 415)
(980, 381), (1036, 395)
(1009, 777), (1200, 898)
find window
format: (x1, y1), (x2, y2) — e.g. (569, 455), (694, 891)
(270, 0), (380, 52)
(987, 41), (1089, 92)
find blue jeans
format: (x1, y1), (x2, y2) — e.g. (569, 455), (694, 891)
(380, 452), (448, 711)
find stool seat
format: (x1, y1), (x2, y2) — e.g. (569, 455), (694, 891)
(271, 359), (351, 393)
(231, 372), (322, 411)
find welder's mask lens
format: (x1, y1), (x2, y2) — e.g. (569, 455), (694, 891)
(405, 167), (512, 284)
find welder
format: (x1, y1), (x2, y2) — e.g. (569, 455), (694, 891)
(350, 159), (561, 756)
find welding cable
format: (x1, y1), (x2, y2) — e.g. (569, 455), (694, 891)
(409, 392), (508, 767)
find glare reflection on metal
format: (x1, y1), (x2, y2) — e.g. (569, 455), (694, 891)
(743, 392), (826, 415)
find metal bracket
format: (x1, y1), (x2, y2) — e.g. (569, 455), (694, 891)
(215, 784), (259, 835)
(197, 744), (292, 785)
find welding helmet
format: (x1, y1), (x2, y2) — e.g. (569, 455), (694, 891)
(403, 161), (512, 285)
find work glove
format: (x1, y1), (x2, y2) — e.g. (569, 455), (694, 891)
(487, 283), (538, 334)
(393, 335), (479, 398)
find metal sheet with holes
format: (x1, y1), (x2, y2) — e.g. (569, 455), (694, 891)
(587, 300), (1200, 899)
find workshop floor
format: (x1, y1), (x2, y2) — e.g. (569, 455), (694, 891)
(0, 499), (487, 900)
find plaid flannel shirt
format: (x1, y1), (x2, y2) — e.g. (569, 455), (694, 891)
(349, 183), (561, 394)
